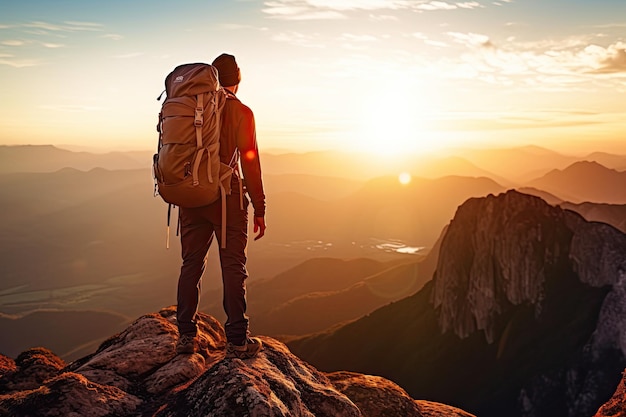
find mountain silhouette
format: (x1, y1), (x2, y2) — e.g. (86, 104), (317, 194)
(0, 145), (150, 173)
(459, 145), (578, 182)
(289, 190), (626, 417)
(0, 306), (477, 417)
(514, 186), (563, 205)
(583, 151), (626, 171)
(263, 173), (364, 200)
(527, 160), (626, 203)
(561, 201), (626, 234)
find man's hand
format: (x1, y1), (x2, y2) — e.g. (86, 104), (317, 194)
(253, 216), (266, 240)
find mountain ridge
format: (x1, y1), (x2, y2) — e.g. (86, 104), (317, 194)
(527, 160), (626, 203)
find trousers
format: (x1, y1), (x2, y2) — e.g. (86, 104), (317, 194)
(176, 192), (250, 345)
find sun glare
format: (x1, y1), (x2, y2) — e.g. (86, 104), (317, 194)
(350, 86), (430, 157)
(398, 172), (412, 185)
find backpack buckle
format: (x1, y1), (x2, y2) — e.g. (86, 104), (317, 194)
(194, 107), (203, 127)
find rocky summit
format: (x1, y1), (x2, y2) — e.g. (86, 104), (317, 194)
(0, 306), (475, 417)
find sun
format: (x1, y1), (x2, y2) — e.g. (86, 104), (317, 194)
(398, 172), (412, 185)
(349, 87), (429, 157)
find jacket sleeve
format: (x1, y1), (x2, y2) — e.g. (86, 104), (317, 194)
(236, 105), (266, 218)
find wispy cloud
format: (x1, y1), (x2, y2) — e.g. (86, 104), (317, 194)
(263, 2), (345, 20)
(2, 40), (26, 46)
(263, 0), (487, 19)
(437, 32), (626, 89)
(102, 33), (123, 41)
(23, 20), (104, 33)
(298, 0), (411, 11)
(448, 32), (494, 48)
(418, 1), (458, 11)
(0, 55), (41, 68)
(457, 2), (482, 9)
(114, 52), (144, 59)
(64, 21), (103, 29)
(41, 42), (65, 48)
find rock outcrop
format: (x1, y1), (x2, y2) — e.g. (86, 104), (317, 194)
(432, 190), (626, 345)
(430, 190), (626, 416)
(289, 190), (626, 417)
(0, 306), (476, 416)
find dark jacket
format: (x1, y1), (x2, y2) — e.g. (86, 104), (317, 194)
(219, 90), (266, 218)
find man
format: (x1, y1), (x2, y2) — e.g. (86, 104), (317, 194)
(176, 53), (267, 359)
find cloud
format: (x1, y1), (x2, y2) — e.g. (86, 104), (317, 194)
(588, 42), (626, 74)
(64, 21), (104, 30)
(447, 32), (493, 48)
(262, 0), (487, 19)
(23, 20), (103, 33)
(114, 52), (144, 59)
(418, 1), (457, 11)
(303, 0), (411, 11)
(102, 33), (123, 41)
(262, 2), (345, 20)
(457, 2), (482, 9)
(0, 56), (41, 68)
(2, 40), (26, 46)
(41, 42), (66, 48)
(436, 32), (626, 90)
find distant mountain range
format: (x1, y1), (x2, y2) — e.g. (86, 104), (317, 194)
(289, 190), (626, 417)
(0, 145), (150, 173)
(3, 144), (625, 182)
(527, 160), (626, 203)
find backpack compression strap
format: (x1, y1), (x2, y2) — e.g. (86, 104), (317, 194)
(191, 94), (214, 186)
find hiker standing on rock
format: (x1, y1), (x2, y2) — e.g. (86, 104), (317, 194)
(175, 53), (266, 358)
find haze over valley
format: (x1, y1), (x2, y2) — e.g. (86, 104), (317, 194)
(2, 144), (626, 362)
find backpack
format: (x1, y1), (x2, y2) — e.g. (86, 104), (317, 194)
(152, 63), (234, 248)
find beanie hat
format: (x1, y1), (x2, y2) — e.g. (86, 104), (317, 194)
(212, 53), (241, 87)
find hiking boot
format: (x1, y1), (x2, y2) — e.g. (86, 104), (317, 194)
(176, 334), (197, 354)
(226, 337), (262, 359)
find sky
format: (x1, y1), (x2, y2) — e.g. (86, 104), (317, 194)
(0, 0), (625, 156)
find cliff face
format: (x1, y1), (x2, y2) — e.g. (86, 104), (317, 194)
(289, 190), (626, 417)
(432, 190), (626, 349)
(432, 190), (626, 342)
(0, 306), (475, 417)
(431, 190), (626, 416)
